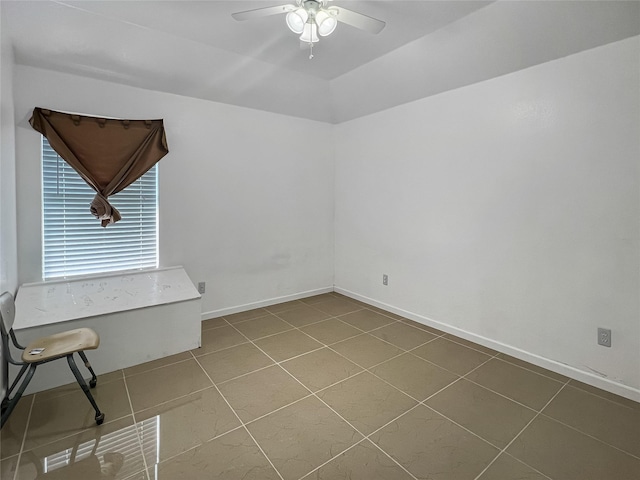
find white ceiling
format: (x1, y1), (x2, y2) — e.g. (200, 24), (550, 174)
(2, 1), (639, 123)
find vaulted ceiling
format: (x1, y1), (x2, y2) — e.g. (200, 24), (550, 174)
(3, 1), (639, 123)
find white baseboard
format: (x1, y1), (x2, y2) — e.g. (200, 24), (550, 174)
(201, 286), (334, 321)
(335, 286), (640, 403)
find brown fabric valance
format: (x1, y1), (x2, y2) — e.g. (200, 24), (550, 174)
(30, 107), (169, 227)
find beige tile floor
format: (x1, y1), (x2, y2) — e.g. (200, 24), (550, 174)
(1, 292), (639, 479)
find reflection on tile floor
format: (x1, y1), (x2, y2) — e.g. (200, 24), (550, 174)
(2, 292), (639, 480)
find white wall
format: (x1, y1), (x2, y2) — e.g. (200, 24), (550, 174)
(14, 66), (335, 317)
(0, 9), (18, 297)
(1, 8), (19, 398)
(334, 37), (640, 399)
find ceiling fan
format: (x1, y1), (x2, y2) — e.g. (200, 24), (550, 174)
(232, 0), (386, 58)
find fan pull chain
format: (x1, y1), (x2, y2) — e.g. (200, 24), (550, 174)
(309, 42), (314, 59)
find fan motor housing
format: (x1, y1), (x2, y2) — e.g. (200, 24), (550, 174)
(303, 1), (321, 16)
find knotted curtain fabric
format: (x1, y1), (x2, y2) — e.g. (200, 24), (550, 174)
(30, 107), (169, 227)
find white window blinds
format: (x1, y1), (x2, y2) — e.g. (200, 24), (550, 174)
(42, 136), (158, 279)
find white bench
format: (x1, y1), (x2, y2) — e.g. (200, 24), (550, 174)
(11, 266), (201, 394)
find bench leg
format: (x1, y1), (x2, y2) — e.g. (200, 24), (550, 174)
(1, 364), (37, 429)
(78, 350), (98, 388)
(67, 354), (105, 425)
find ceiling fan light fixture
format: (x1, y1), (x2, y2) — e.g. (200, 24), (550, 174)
(299, 22), (319, 43)
(232, 0), (386, 59)
(315, 10), (337, 36)
(286, 8), (308, 34)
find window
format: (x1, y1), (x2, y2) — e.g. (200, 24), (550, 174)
(42, 137), (158, 279)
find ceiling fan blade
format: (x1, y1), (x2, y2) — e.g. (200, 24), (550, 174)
(232, 4), (296, 22)
(329, 6), (385, 34)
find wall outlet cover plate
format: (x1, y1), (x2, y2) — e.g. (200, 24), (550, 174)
(597, 327), (611, 347)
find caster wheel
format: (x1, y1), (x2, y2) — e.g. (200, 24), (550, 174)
(89, 379), (97, 388)
(96, 413), (105, 425)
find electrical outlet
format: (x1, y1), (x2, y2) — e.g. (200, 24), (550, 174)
(198, 282), (206, 294)
(597, 328), (611, 347)
(382, 274), (388, 286)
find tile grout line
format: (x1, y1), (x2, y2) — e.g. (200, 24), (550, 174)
(15, 373), (147, 479)
(316, 340), (498, 409)
(212, 334), (409, 387)
(491, 355), (569, 384)
(221, 294), (360, 328)
(472, 381), (571, 480)
(223, 298), (592, 393)
(535, 411), (640, 461)
(322, 344), (426, 402)
(385, 353), (566, 472)
(267, 305), (451, 371)
(535, 380), (640, 461)
(364, 402), (425, 442)
(381, 356), (532, 454)
(367, 436), (421, 480)
(124, 350), (252, 469)
(268, 302), (436, 480)
(11, 394), (35, 480)
(121, 369), (152, 478)
(153, 423), (247, 468)
(241, 392), (318, 427)
(223, 317), (420, 480)
(215, 363), (283, 386)
(248, 305), (444, 405)
(289, 302), (450, 346)
(204, 311), (376, 381)
(227, 308), (356, 343)
(563, 380), (640, 411)
(299, 350), (514, 470)
(266, 300), (446, 359)
(419, 352), (499, 404)
(460, 377), (542, 415)
(229, 311), (511, 480)
(408, 347), (493, 378)
(126, 355), (205, 379)
(316, 400), (428, 480)
(230, 299), (395, 344)
(438, 335), (500, 357)
(299, 433), (421, 480)
(127, 383), (216, 421)
(388, 351), (501, 423)
(9, 412), (136, 461)
(201, 310), (383, 420)
(191, 353), (284, 480)
(190, 351), (287, 480)
(271, 365), (421, 480)
(19, 370), (125, 404)
(338, 322), (448, 353)
(223, 299), (521, 461)
(421, 403), (506, 451)
(328, 297), (579, 389)
(10, 379), (137, 465)
(498, 452), (555, 480)
(296, 438), (368, 480)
